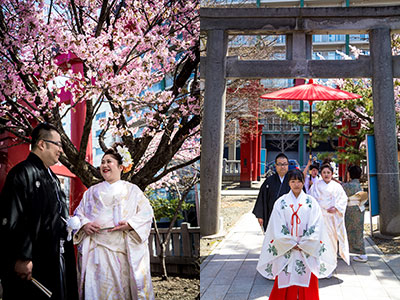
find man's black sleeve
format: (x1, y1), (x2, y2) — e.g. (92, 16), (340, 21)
(0, 167), (33, 262)
(252, 178), (269, 220)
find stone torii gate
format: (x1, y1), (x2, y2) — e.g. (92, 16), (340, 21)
(200, 6), (400, 237)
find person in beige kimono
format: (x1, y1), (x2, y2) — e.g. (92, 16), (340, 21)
(73, 144), (154, 300)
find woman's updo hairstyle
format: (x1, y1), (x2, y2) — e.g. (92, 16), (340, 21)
(102, 142), (124, 165)
(287, 169), (305, 183)
(320, 163), (333, 173)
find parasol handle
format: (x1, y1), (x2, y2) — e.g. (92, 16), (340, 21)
(309, 131), (312, 160)
(309, 102), (313, 160)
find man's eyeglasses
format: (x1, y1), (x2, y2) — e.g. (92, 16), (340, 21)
(276, 163), (289, 167)
(43, 139), (63, 148)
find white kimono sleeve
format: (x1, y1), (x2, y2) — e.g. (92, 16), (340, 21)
(126, 186), (153, 244)
(73, 190), (92, 244)
(333, 182), (348, 217)
(257, 196), (297, 279)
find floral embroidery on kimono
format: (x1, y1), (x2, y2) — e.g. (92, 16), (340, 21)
(257, 190), (336, 288)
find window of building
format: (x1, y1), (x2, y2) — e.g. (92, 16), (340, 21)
(313, 35), (321, 43)
(312, 51), (343, 60)
(96, 111), (106, 120)
(276, 35), (286, 45)
(350, 34), (369, 42)
(273, 52), (286, 60)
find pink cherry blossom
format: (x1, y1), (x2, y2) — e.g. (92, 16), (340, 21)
(0, 0), (200, 189)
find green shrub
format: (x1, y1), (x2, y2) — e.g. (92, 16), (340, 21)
(147, 190), (193, 221)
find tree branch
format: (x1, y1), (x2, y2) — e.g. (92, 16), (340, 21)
(152, 156), (200, 183)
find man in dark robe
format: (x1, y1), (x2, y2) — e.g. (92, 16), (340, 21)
(0, 123), (78, 300)
(253, 153), (290, 231)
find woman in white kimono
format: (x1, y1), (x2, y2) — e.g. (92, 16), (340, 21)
(73, 145), (154, 300)
(309, 163), (350, 269)
(257, 169), (336, 300)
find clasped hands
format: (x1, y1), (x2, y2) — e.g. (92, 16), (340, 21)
(327, 206), (337, 214)
(293, 244), (301, 251)
(83, 221), (132, 235)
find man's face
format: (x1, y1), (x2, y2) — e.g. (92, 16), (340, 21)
(41, 131), (63, 168)
(275, 157), (289, 177)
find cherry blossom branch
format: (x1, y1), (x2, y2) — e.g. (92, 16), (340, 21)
(151, 156), (200, 183)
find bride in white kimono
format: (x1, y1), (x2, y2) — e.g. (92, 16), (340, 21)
(73, 145), (154, 300)
(309, 163), (350, 267)
(257, 169), (336, 299)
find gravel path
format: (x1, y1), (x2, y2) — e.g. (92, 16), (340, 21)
(152, 276), (199, 300)
(364, 223), (400, 254)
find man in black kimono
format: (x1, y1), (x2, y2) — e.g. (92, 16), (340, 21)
(252, 153), (290, 232)
(0, 123), (78, 300)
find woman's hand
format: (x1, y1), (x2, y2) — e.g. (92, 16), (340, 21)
(293, 245), (301, 251)
(83, 222), (100, 235)
(108, 221), (132, 232)
(327, 206), (337, 214)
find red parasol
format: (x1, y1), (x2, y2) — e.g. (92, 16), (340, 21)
(260, 79), (362, 159)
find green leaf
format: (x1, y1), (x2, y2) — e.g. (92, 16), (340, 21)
(295, 259), (306, 275)
(267, 244), (278, 256)
(281, 224), (290, 235)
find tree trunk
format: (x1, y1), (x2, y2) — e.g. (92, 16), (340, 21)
(152, 218), (169, 280)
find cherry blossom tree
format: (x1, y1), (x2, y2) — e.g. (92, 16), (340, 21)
(0, 0), (200, 190)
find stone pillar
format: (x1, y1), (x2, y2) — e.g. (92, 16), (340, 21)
(200, 30), (228, 236)
(286, 32), (312, 60)
(292, 32), (306, 59)
(370, 28), (400, 236)
(287, 34), (311, 167)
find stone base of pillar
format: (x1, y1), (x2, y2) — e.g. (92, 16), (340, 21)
(240, 180), (257, 188)
(373, 231), (400, 240)
(201, 231), (227, 239)
(201, 216), (226, 239)
(380, 215), (400, 237)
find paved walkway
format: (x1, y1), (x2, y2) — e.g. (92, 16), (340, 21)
(200, 211), (400, 300)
